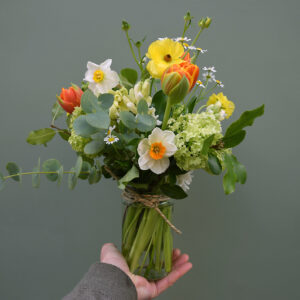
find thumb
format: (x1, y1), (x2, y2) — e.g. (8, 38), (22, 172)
(100, 243), (129, 273)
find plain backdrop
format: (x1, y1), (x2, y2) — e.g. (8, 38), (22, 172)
(0, 0), (299, 299)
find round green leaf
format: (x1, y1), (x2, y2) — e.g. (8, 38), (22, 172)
(68, 167), (78, 190)
(99, 93), (114, 110)
(32, 158), (41, 188)
(6, 162), (21, 182)
(74, 156), (83, 177)
(79, 161), (91, 180)
(84, 140), (105, 155)
(26, 128), (56, 146)
(86, 110), (110, 129)
(73, 115), (99, 137)
(42, 159), (61, 182)
(137, 99), (149, 115)
(136, 114), (156, 132)
(81, 89), (100, 113)
(119, 111), (137, 129)
(57, 166), (64, 186)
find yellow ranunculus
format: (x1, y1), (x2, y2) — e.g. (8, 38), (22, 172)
(146, 39), (184, 78)
(207, 92), (235, 119)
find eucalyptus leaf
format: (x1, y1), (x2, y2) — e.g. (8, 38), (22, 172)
(86, 110), (110, 129)
(118, 165), (139, 189)
(160, 184), (187, 199)
(74, 156), (83, 177)
(84, 139), (105, 155)
(99, 93), (114, 110)
(136, 114), (156, 132)
(27, 128), (56, 146)
(81, 89), (101, 113)
(79, 161), (91, 180)
(88, 167), (101, 184)
(6, 162), (20, 182)
(0, 172), (5, 191)
(42, 159), (61, 182)
(137, 99), (149, 115)
(57, 166), (64, 186)
(68, 167), (77, 190)
(207, 153), (222, 175)
(32, 158), (40, 188)
(73, 115), (99, 137)
(119, 68), (138, 89)
(120, 111), (137, 129)
(152, 90), (167, 121)
(52, 101), (65, 121)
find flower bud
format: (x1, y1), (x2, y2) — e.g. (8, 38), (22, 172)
(198, 16), (212, 28)
(204, 17), (212, 28)
(121, 20), (130, 31)
(57, 85), (83, 114)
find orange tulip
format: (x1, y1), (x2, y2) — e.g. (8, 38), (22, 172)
(57, 85), (83, 113)
(161, 61), (199, 93)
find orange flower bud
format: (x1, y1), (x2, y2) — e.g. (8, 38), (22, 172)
(56, 85), (83, 113)
(161, 61), (199, 92)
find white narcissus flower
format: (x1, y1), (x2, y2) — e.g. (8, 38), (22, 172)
(138, 127), (177, 174)
(84, 59), (119, 97)
(177, 171), (193, 191)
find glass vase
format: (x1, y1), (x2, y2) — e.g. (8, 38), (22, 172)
(121, 196), (174, 281)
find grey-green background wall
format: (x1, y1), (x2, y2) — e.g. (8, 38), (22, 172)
(0, 0), (299, 299)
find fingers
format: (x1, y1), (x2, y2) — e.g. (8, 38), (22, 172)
(100, 243), (119, 262)
(172, 248), (181, 262)
(155, 253), (192, 296)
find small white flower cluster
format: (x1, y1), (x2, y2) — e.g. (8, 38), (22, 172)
(206, 101), (227, 121)
(104, 125), (119, 145)
(202, 66), (224, 87)
(173, 37), (191, 42)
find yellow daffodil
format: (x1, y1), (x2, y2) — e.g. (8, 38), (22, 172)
(207, 93), (235, 119)
(146, 39), (184, 78)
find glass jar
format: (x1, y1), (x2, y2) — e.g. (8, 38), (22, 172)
(122, 196), (174, 280)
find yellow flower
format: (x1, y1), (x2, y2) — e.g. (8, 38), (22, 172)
(207, 93), (235, 119)
(146, 39), (184, 78)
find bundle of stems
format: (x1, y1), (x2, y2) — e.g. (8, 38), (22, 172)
(122, 201), (173, 280)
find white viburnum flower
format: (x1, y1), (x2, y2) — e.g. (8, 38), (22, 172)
(84, 59), (119, 97)
(138, 127), (177, 174)
(177, 171), (193, 191)
(104, 135), (119, 145)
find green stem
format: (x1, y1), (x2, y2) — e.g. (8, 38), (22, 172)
(3, 171), (89, 180)
(182, 27), (204, 59)
(162, 97), (172, 130)
(125, 31), (143, 72)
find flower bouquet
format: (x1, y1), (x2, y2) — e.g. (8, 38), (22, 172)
(0, 13), (264, 280)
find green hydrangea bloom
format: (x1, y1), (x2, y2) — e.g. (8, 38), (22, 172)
(68, 107), (91, 154)
(168, 111), (228, 171)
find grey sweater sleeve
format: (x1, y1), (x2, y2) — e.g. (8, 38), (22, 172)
(62, 263), (137, 300)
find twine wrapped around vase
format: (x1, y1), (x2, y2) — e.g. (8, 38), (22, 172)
(122, 188), (182, 234)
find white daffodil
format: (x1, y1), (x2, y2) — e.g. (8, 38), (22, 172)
(177, 171), (193, 191)
(84, 59), (119, 97)
(138, 127), (177, 174)
(104, 135), (119, 145)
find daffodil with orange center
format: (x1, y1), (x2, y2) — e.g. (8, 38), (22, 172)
(146, 39), (185, 78)
(138, 127), (177, 174)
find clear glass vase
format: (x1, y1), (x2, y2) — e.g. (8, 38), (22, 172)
(122, 196), (174, 281)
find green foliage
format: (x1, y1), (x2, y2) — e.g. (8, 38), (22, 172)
(57, 166), (64, 186)
(84, 140), (105, 155)
(42, 159), (61, 182)
(223, 105), (264, 148)
(52, 101), (65, 121)
(32, 158), (40, 188)
(6, 162), (21, 182)
(137, 99), (149, 115)
(160, 184), (187, 199)
(99, 94), (114, 111)
(74, 156), (83, 177)
(118, 165), (139, 189)
(136, 114), (156, 132)
(187, 96), (197, 113)
(151, 90), (167, 121)
(58, 130), (70, 141)
(222, 153), (247, 194)
(73, 115), (99, 137)
(119, 68), (138, 89)
(68, 167), (78, 190)
(88, 166), (101, 184)
(0, 172), (5, 191)
(27, 128), (56, 146)
(81, 89), (101, 113)
(86, 110), (110, 130)
(201, 135), (215, 156)
(120, 111), (137, 129)
(207, 153), (222, 175)
(79, 161), (91, 180)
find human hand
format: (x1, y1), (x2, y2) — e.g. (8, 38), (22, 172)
(100, 243), (192, 300)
